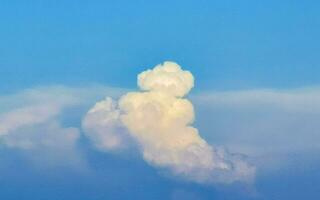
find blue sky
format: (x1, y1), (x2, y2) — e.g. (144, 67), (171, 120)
(1, 0), (320, 92)
(1, 1), (320, 200)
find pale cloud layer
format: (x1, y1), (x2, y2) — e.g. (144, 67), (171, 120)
(83, 62), (255, 184)
(0, 85), (125, 167)
(192, 88), (320, 170)
(0, 105), (60, 137)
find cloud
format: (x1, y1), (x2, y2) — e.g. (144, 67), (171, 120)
(193, 87), (320, 113)
(0, 104), (60, 136)
(192, 87), (320, 170)
(82, 97), (129, 151)
(0, 104), (78, 150)
(138, 61), (194, 97)
(83, 62), (255, 184)
(2, 69), (318, 185)
(0, 85), (125, 168)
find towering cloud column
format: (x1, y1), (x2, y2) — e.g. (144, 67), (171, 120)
(83, 61), (255, 184)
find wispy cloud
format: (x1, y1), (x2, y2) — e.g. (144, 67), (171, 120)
(192, 87), (320, 170)
(0, 85), (125, 168)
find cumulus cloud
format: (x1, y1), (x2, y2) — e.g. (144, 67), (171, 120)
(82, 97), (129, 151)
(138, 61), (194, 97)
(83, 61), (255, 184)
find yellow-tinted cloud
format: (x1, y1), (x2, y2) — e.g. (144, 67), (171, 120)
(83, 62), (255, 184)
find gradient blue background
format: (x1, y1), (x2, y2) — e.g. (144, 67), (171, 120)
(1, 0), (320, 92)
(1, 1), (320, 199)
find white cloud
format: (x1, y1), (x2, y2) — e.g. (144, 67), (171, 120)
(0, 85), (125, 168)
(83, 62), (255, 184)
(138, 61), (194, 97)
(82, 97), (129, 151)
(193, 87), (320, 113)
(0, 104), (60, 136)
(3, 75), (317, 182)
(192, 87), (320, 170)
(0, 104), (78, 150)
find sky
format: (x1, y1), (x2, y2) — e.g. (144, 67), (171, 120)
(0, 1), (320, 200)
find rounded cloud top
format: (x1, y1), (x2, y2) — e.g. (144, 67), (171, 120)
(83, 61), (255, 184)
(137, 61), (194, 97)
